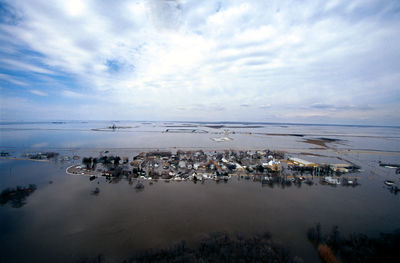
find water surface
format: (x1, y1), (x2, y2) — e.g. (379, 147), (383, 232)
(1, 121), (399, 262)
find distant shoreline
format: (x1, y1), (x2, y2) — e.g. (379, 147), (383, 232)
(1, 120), (399, 128)
(0, 157), (49, 162)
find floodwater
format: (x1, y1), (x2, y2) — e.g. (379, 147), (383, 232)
(1, 121), (400, 263)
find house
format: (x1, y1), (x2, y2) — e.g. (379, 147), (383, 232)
(178, 161), (186, 169)
(267, 160), (282, 172)
(324, 176), (340, 185)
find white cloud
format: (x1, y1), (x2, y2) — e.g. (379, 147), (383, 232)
(0, 0), (399, 124)
(0, 73), (28, 86)
(61, 89), (84, 98)
(1, 58), (54, 74)
(29, 89), (48, 96)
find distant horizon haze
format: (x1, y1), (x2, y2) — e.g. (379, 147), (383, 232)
(1, 119), (399, 128)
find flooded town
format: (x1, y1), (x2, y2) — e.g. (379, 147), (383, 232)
(66, 149), (365, 188)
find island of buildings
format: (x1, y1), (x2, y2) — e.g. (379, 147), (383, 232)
(67, 149), (362, 187)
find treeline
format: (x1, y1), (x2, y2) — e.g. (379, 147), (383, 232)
(0, 184), (37, 208)
(82, 156), (128, 169)
(307, 223), (400, 263)
(75, 225), (400, 263)
(76, 231), (304, 263)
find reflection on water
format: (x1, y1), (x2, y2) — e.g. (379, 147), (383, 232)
(0, 121), (399, 263)
(91, 187), (100, 196)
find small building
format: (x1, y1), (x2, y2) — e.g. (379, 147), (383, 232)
(329, 164), (357, 173)
(267, 160), (281, 172)
(324, 176), (340, 185)
(178, 161), (186, 169)
(289, 157), (317, 167)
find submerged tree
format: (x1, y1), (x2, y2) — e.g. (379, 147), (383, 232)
(307, 224), (400, 263)
(307, 223), (322, 245)
(0, 184), (37, 208)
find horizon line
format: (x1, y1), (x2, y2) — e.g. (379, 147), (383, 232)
(1, 120), (399, 128)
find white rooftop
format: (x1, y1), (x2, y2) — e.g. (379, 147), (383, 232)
(289, 157), (315, 166)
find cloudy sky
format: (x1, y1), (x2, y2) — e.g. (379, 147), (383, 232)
(0, 0), (399, 124)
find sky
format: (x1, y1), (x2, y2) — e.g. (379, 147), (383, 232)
(0, 0), (399, 125)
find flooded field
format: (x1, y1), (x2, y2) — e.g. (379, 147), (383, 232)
(1, 121), (400, 262)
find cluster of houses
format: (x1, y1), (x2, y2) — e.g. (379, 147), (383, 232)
(284, 157), (360, 185)
(70, 149), (361, 187)
(128, 150), (285, 181)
